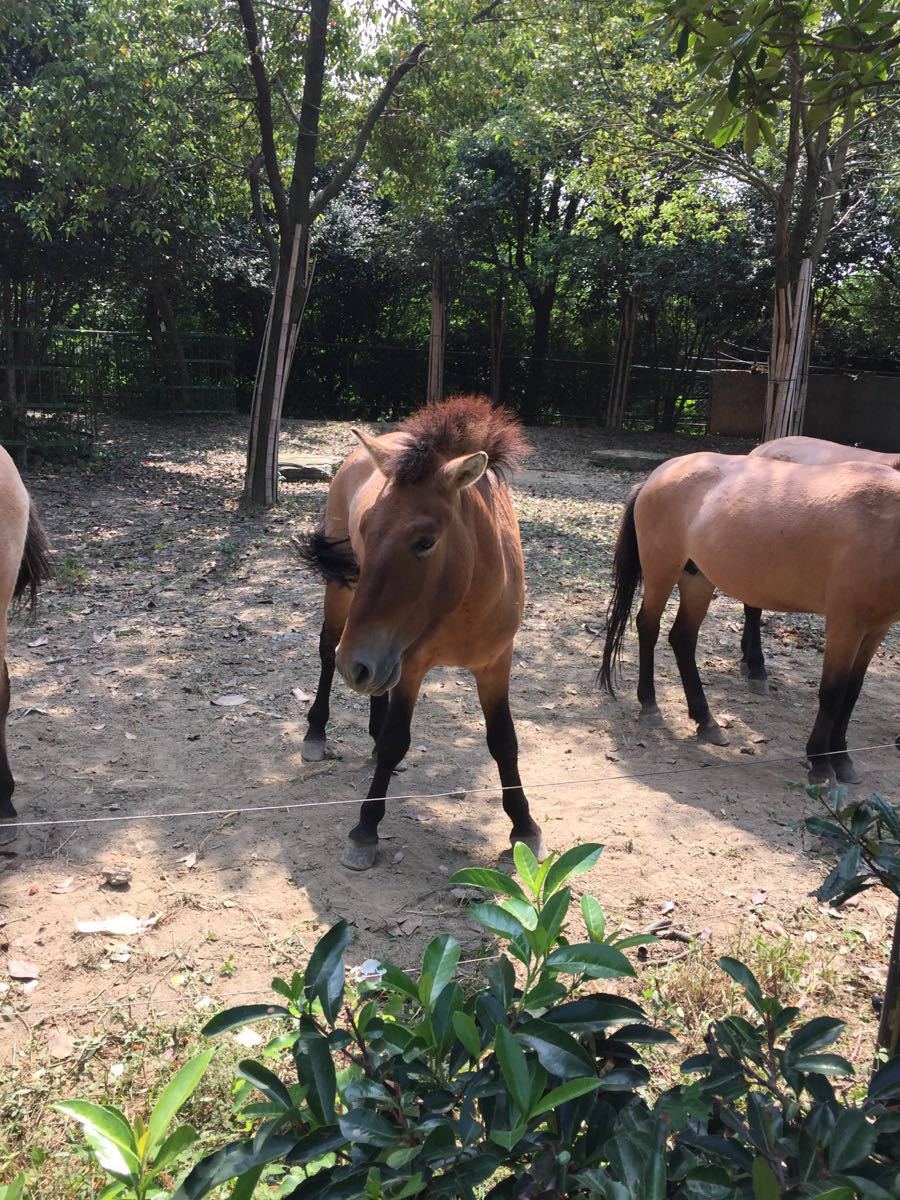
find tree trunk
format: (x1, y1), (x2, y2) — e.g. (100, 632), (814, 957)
(244, 226), (312, 507)
(522, 292), (553, 425)
(876, 897), (900, 1060)
(426, 250), (447, 404)
(606, 290), (639, 430)
(489, 281), (506, 404)
(150, 281), (191, 409)
(763, 258), (813, 441)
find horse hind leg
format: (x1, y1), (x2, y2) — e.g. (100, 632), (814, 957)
(826, 625), (889, 785)
(668, 567), (725, 744)
(805, 622), (864, 786)
(740, 605), (769, 695)
(302, 583), (350, 762)
(475, 649), (545, 861)
(635, 569), (682, 724)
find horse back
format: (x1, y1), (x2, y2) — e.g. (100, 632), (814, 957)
(750, 434), (897, 468)
(0, 446), (32, 610)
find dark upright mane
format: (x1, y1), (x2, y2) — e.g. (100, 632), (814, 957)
(392, 395), (531, 485)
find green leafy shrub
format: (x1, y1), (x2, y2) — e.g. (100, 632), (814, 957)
(55, 842), (900, 1199)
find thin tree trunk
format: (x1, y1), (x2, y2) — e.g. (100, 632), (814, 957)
(244, 226), (312, 507)
(764, 257), (812, 440)
(489, 281), (506, 404)
(426, 250), (447, 404)
(522, 292), (553, 425)
(150, 281), (191, 409)
(606, 289), (639, 430)
(876, 897), (900, 1060)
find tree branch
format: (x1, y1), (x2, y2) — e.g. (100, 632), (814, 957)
(289, 0), (331, 223)
(236, 0), (291, 239)
(247, 153), (279, 278)
(308, 40), (427, 221)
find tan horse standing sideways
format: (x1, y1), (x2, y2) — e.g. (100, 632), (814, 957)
(298, 395), (546, 871)
(0, 445), (52, 826)
(739, 436), (899, 691)
(600, 451), (900, 785)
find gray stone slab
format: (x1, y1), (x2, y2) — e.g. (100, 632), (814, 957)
(279, 458), (339, 482)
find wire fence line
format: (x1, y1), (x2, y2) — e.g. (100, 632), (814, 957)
(5, 740), (897, 833)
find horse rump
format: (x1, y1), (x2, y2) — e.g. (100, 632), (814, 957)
(598, 483), (644, 696)
(14, 502), (52, 617)
(296, 525), (359, 588)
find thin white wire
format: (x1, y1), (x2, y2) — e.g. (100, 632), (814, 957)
(4, 741), (897, 831)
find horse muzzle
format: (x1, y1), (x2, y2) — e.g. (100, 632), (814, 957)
(335, 643), (402, 697)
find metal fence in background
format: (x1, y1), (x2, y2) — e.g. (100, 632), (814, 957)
(0, 327), (235, 458)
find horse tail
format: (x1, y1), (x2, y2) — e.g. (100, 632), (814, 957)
(295, 524), (359, 588)
(14, 501), (52, 618)
(599, 483), (643, 697)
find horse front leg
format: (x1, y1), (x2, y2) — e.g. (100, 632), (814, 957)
(740, 606), (769, 695)
(302, 583), (350, 762)
(342, 670), (423, 871)
(826, 625), (888, 785)
(806, 623), (863, 786)
(475, 649), (545, 861)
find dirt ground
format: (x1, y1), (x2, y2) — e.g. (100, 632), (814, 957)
(1, 416), (897, 1067)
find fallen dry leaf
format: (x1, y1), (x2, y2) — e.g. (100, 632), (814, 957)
(48, 1028), (75, 1059)
(125, 732), (137, 741)
(392, 851), (404, 865)
(386, 915), (422, 937)
(751, 890), (768, 906)
(212, 694), (249, 707)
(27, 636), (49, 648)
(291, 687), (312, 703)
(660, 900), (676, 915)
(51, 877), (75, 894)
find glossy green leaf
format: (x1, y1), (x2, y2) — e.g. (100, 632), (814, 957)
(581, 894), (606, 942)
(173, 1134), (299, 1199)
(784, 1016), (845, 1060)
(543, 844), (603, 897)
(545, 941), (634, 979)
(148, 1124), (198, 1178)
(294, 1032), (336, 1124)
(418, 934), (461, 1009)
(718, 957), (764, 1012)
(469, 902), (529, 942)
(236, 1059), (293, 1112)
(513, 841), (539, 894)
(148, 1049), (214, 1150)
(751, 1156), (779, 1200)
(201, 1004), (293, 1038)
(529, 1076), (601, 1118)
(304, 920), (350, 1024)
(53, 1102), (140, 1182)
(452, 1010), (482, 1060)
(828, 1109), (877, 1170)
(517, 1019), (594, 1078)
(494, 1025), (531, 1115)
(447, 867), (528, 903)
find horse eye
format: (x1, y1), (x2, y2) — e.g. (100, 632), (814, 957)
(413, 536), (437, 556)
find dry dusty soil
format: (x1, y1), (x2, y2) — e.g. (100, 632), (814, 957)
(1, 416), (898, 1071)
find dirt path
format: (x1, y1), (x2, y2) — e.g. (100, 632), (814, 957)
(1, 417), (896, 1064)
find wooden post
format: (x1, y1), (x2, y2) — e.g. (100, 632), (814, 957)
(426, 251), (447, 404)
(763, 258), (813, 441)
(606, 290), (638, 430)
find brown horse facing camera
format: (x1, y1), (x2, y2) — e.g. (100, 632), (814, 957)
(739, 436), (899, 692)
(600, 451), (900, 786)
(298, 395), (545, 871)
(0, 446), (52, 831)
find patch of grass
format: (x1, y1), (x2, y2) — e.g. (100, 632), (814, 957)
(52, 553), (88, 588)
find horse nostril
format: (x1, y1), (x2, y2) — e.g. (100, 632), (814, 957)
(350, 659), (372, 688)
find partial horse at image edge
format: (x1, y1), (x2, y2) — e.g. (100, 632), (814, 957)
(600, 451), (900, 786)
(297, 394), (545, 871)
(0, 445), (53, 823)
(739, 435), (900, 690)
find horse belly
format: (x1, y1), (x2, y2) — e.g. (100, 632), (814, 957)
(689, 527), (829, 614)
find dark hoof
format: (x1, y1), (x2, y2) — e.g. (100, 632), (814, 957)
(698, 723), (728, 746)
(301, 737), (327, 763)
(511, 832), (548, 862)
(747, 677), (769, 696)
(639, 705), (663, 725)
(833, 760), (861, 786)
(807, 763), (836, 787)
(341, 840), (377, 871)
(740, 661), (750, 678)
(0, 820), (17, 847)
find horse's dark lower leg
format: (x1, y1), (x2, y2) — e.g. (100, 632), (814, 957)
(368, 694), (388, 745)
(343, 675), (421, 871)
(635, 603), (662, 721)
(669, 573), (723, 744)
(476, 653), (545, 860)
(806, 626), (863, 785)
(740, 606), (768, 694)
(827, 627), (887, 785)
(0, 660), (15, 820)
(302, 585), (349, 762)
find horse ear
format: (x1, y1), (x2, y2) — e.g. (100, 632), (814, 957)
(443, 451), (488, 490)
(351, 427), (394, 476)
